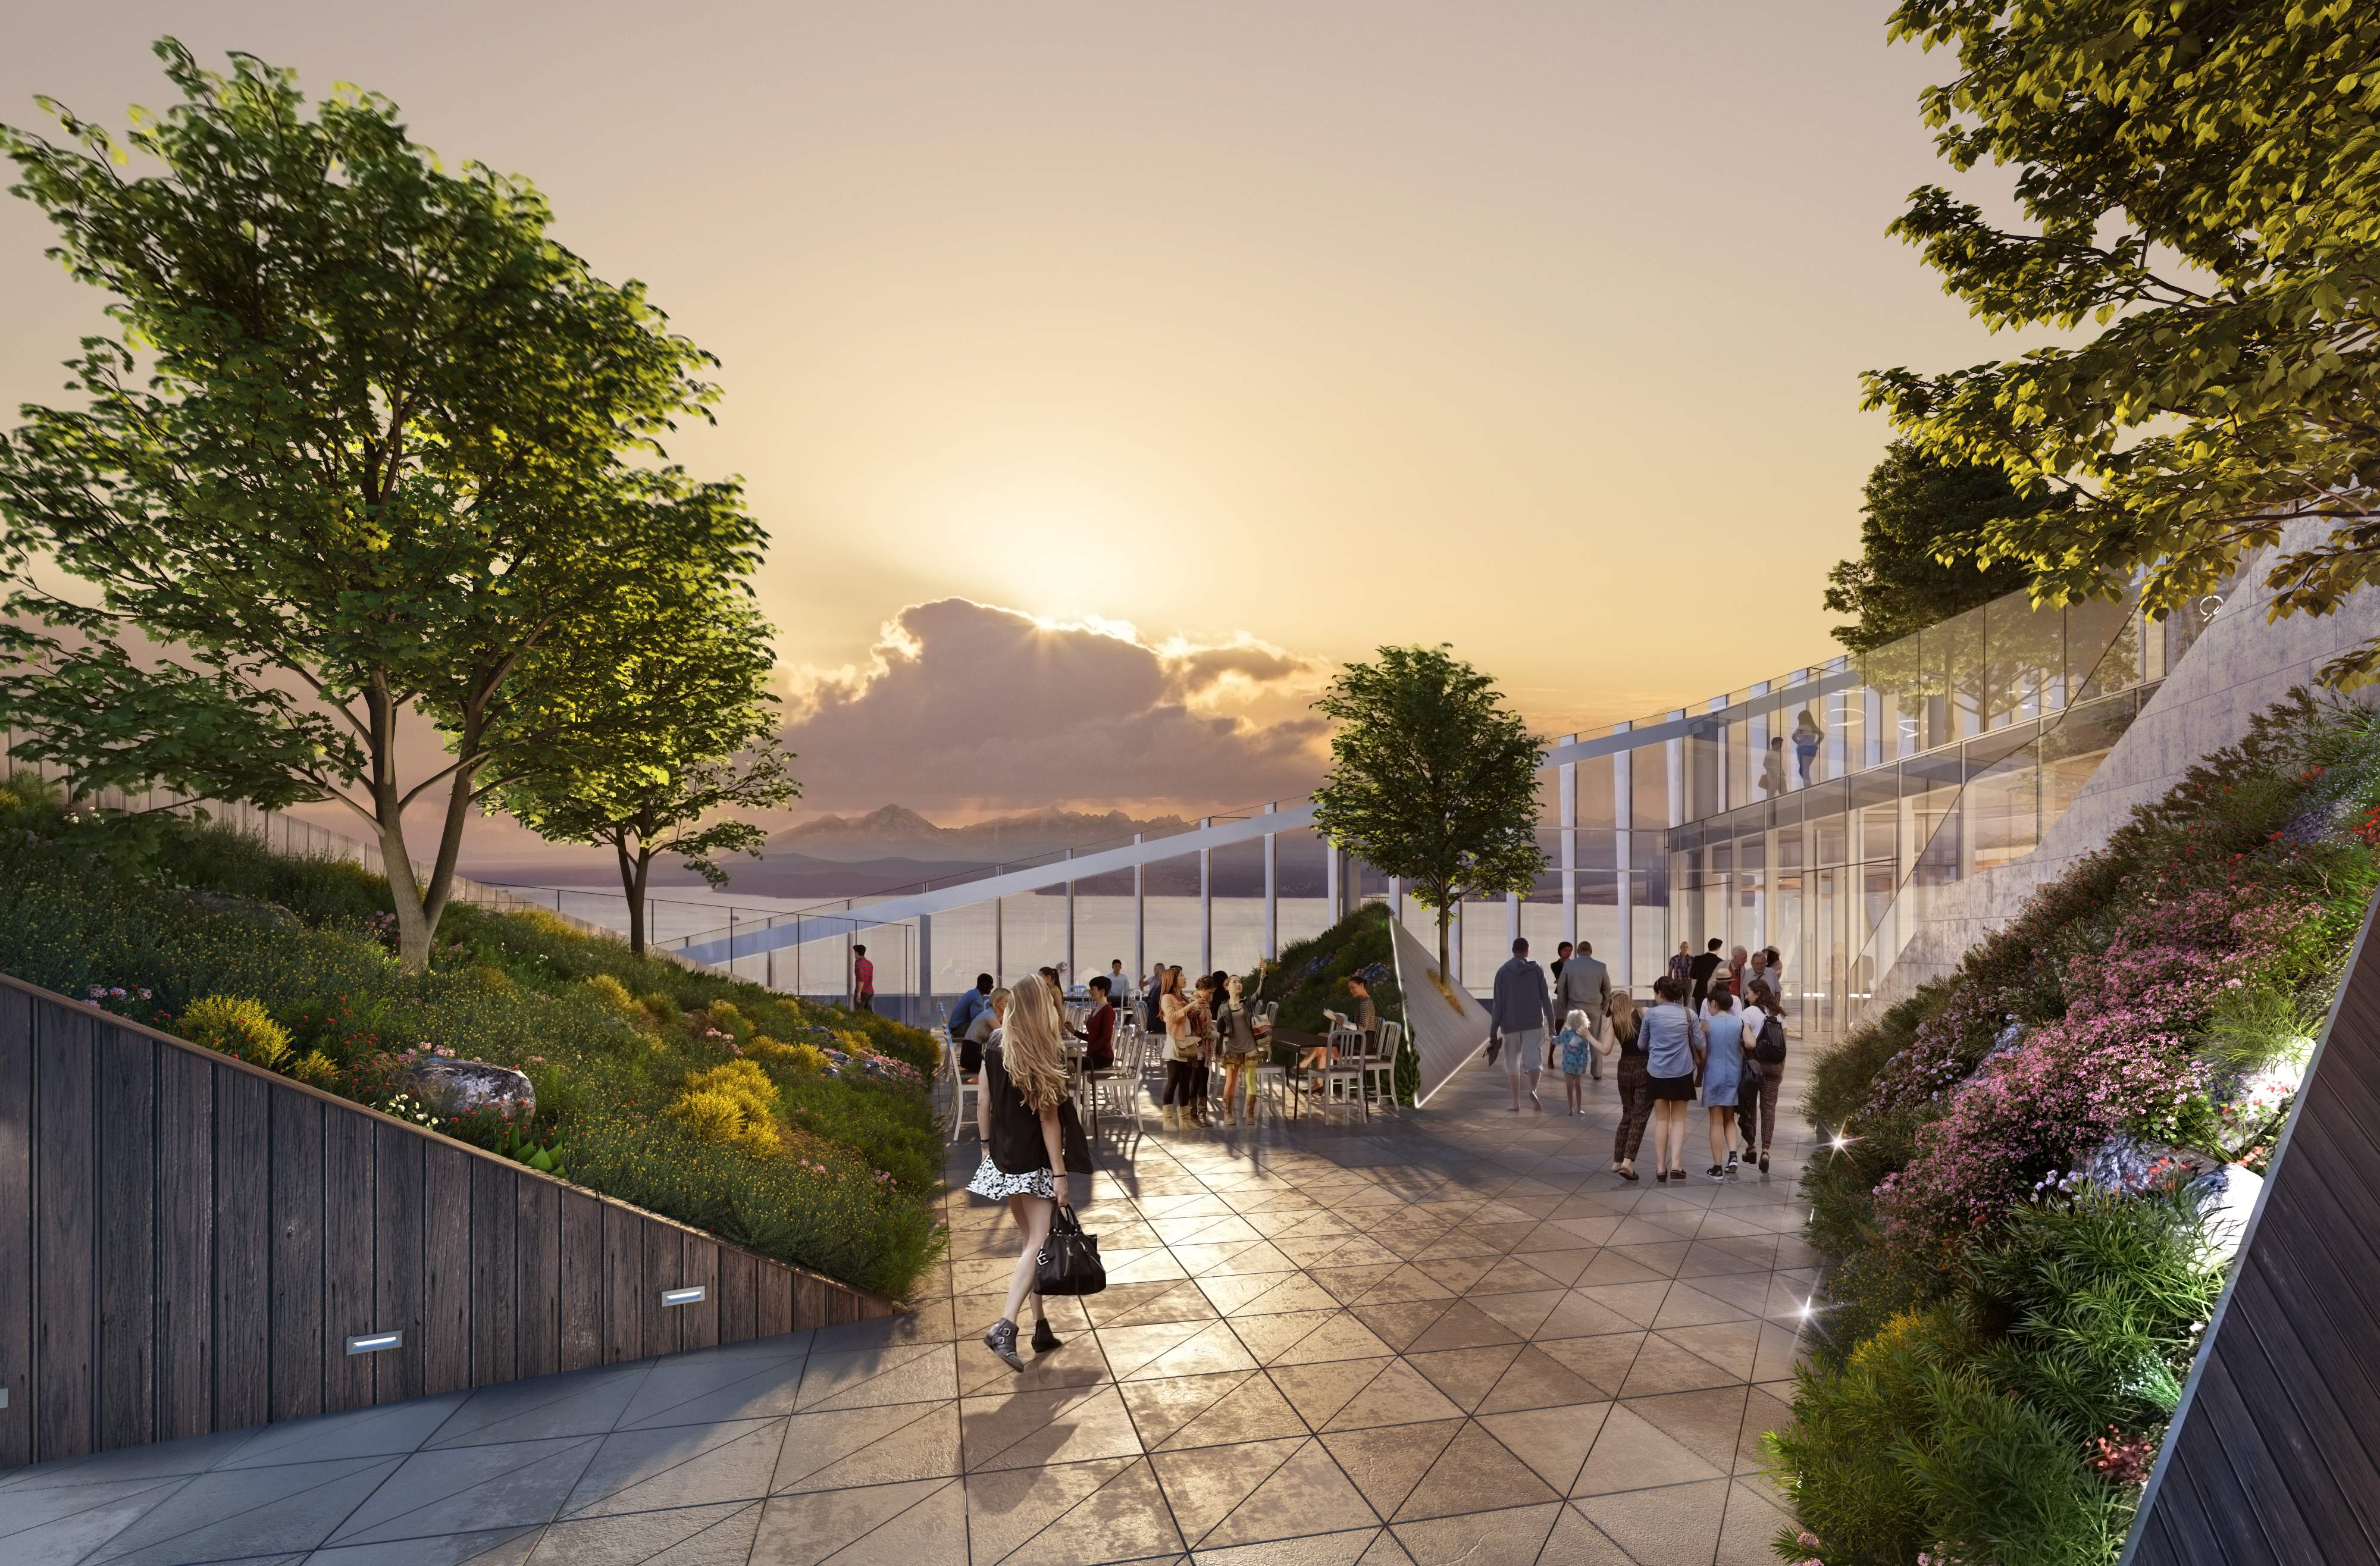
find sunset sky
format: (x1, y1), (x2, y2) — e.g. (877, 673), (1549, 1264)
(1, 2), (2035, 835)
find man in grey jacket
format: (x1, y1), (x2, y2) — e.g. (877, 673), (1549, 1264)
(1553, 940), (1614, 1080)
(1489, 937), (1559, 1113)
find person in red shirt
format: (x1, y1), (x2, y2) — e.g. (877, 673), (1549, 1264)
(852, 944), (875, 1012)
(1082, 976), (1117, 1069)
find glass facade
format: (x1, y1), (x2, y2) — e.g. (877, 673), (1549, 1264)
(1430, 578), (2224, 1042)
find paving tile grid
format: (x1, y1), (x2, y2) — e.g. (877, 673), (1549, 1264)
(0, 1050), (1824, 1566)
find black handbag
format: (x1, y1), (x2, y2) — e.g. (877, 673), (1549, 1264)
(1035, 1205), (1106, 1296)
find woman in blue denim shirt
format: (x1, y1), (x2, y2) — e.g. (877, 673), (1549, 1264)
(1637, 975), (1701, 1183)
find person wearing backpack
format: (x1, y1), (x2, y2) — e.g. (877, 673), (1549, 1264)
(1741, 980), (1789, 1174)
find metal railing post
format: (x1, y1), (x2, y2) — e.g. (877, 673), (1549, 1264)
(1198, 819), (1213, 976)
(1262, 804), (1278, 961)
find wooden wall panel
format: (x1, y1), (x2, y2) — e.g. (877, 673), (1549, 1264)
(515, 1177), (559, 1380)
(602, 1204), (641, 1366)
(213, 1067), (269, 1435)
(33, 1001), (96, 1460)
(642, 1224), (682, 1361)
(268, 1092), (325, 1423)
(372, 1123), (424, 1405)
(95, 1025), (155, 1451)
(0, 975), (901, 1469)
(155, 1049), (212, 1442)
(559, 1191), (604, 1373)
(470, 1157), (516, 1388)
(679, 1237), (720, 1351)
(322, 1107), (375, 1414)
(0, 986), (34, 1469)
(421, 1144), (472, 1398)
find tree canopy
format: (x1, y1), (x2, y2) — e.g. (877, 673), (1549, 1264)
(1824, 441), (2050, 655)
(0, 41), (766, 969)
(1311, 644), (1544, 976)
(497, 591), (798, 957)
(1862, 0), (2380, 687)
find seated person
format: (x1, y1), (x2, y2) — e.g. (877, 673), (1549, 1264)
(1082, 976), (1117, 1069)
(963, 986), (1009, 1075)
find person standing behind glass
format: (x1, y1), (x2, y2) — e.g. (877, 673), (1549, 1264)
(1761, 735), (1789, 798)
(1792, 709), (1823, 785)
(1488, 937), (1558, 1114)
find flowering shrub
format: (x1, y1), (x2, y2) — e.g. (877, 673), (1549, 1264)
(180, 994), (295, 1072)
(1782, 692), (2380, 1564)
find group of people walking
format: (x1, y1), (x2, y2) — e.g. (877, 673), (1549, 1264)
(1489, 935), (1789, 1182)
(1151, 964), (1268, 1128)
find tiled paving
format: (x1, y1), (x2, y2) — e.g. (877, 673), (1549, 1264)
(0, 1057), (1821, 1565)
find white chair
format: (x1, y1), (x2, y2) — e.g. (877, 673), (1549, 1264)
(1360, 1020), (1404, 1114)
(942, 1033), (981, 1142)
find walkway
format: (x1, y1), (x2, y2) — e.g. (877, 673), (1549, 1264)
(0, 1060), (1820, 1565)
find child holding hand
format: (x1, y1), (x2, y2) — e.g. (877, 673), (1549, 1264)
(1556, 1008), (1595, 1115)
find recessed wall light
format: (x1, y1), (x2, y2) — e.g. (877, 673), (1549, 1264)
(661, 1286), (706, 1307)
(346, 1331), (403, 1355)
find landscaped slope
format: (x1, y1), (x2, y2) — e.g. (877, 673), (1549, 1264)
(1243, 901), (1417, 1102)
(1775, 692), (2380, 1565)
(0, 775), (944, 1300)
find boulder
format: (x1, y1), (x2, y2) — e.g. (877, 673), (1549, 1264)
(392, 1055), (536, 1122)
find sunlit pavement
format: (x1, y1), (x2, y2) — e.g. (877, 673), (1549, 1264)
(0, 1060), (1821, 1565)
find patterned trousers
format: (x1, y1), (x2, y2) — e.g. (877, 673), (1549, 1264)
(1737, 1058), (1786, 1151)
(1614, 1054), (1653, 1164)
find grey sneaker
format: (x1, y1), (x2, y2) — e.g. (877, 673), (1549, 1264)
(982, 1318), (1023, 1371)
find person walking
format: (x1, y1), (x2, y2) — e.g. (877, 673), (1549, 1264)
(1553, 939), (1612, 1081)
(1641, 976), (1700, 1183)
(970, 973), (1091, 1371)
(1488, 937), (1558, 1113)
(1606, 995), (1648, 1180)
(1699, 989), (1750, 1179)
(1760, 735), (1789, 798)
(1792, 709), (1823, 785)
(1145, 963), (1169, 1036)
(1740, 980), (1789, 1174)
(1107, 959), (1130, 1008)
(1668, 941), (1694, 995)
(1551, 941), (1573, 985)
(1158, 966), (1202, 1130)
(1689, 938), (1724, 1010)
(851, 945), (876, 1013)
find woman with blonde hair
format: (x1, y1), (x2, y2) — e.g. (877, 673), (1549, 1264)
(970, 973), (1089, 1371)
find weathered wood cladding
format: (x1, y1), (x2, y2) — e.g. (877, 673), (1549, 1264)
(0, 972), (897, 1470)
(2127, 893), (2380, 1564)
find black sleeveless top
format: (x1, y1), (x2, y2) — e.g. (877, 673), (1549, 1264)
(984, 1043), (1092, 1177)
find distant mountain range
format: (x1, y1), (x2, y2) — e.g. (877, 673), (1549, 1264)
(766, 804), (1192, 863)
(635, 803), (1333, 899)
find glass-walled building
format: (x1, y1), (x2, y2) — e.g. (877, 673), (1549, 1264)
(1442, 579), (2219, 1039)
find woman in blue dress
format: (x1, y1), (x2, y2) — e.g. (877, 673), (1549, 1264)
(1698, 990), (1749, 1180)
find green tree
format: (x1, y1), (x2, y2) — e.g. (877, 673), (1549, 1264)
(497, 594), (798, 957)
(1311, 644), (1544, 976)
(1862, 0), (2380, 687)
(0, 42), (765, 970)
(1824, 441), (2049, 655)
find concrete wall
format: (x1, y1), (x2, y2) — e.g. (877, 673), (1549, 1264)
(1868, 533), (2380, 1012)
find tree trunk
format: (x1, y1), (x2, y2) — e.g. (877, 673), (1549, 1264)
(376, 814), (436, 973)
(1437, 907), (1451, 981)
(615, 838), (654, 958)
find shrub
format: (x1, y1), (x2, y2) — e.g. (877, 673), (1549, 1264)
(668, 1059), (783, 1155)
(583, 972), (643, 1022)
(749, 1035), (827, 1075)
(290, 1049), (339, 1088)
(567, 1110), (941, 1299)
(178, 994), (293, 1072)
